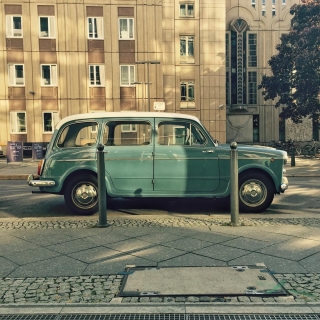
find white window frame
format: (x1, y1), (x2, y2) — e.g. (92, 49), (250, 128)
(247, 33), (257, 68)
(89, 65), (105, 87)
(42, 111), (59, 133)
(10, 112), (26, 134)
(248, 71), (258, 105)
(179, 3), (194, 17)
(87, 17), (104, 39)
(121, 124), (137, 132)
(39, 16), (55, 38)
(180, 81), (195, 102)
(6, 15), (23, 38)
(8, 64), (24, 86)
(180, 35), (194, 57)
(118, 18), (134, 40)
(120, 65), (135, 86)
(41, 64), (57, 86)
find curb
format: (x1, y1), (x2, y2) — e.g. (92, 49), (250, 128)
(0, 175), (30, 180)
(0, 302), (320, 315)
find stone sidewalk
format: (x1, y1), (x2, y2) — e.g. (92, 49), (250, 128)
(1, 215), (320, 306)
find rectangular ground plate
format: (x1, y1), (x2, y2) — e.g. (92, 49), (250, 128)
(119, 266), (288, 297)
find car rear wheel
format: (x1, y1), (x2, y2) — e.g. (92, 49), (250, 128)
(64, 174), (99, 215)
(239, 172), (274, 213)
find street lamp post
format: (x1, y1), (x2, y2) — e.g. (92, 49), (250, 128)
(135, 61), (160, 111)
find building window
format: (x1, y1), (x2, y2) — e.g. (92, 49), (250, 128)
(88, 17), (103, 39)
(89, 65), (105, 86)
(180, 3), (194, 17)
(180, 36), (194, 58)
(121, 124), (137, 132)
(120, 65), (135, 86)
(39, 16), (55, 38)
(248, 71), (257, 104)
(10, 112), (26, 133)
(251, 0), (256, 8)
(8, 64), (24, 86)
(248, 34), (257, 67)
(180, 81), (194, 101)
(41, 64), (57, 86)
(272, 8), (276, 16)
(6, 16), (22, 38)
(226, 33), (230, 68)
(119, 18), (134, 40)
(282, 0), (286, 6)
(253, 115), (259, 142)
(262, 0), (266, 16)
(226, 71), (230, 105)
(43, 112), (59, 133)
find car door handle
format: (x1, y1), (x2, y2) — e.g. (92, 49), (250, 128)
(203, 150), (215, 153)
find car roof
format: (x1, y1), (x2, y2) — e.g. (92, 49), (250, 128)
(55, 112), (201, 130)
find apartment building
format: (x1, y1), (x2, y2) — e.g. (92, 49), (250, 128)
(0, 0), (226, 152)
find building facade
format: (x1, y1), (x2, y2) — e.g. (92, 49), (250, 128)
(1, 0), (317, 154)
(0, 0), (226, 153)
(226, 0), (319, 143)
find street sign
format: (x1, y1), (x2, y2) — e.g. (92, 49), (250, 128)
(154, 102), (165, 111)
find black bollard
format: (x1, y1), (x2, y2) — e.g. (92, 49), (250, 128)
(291, 147), (296, 167)
(97, 144), (109, 227)
(230, 142), (240, 226)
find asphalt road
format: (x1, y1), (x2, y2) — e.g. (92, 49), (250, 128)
(0, 177), (319, 220)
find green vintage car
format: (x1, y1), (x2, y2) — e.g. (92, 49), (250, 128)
(28, 112), (288, 215)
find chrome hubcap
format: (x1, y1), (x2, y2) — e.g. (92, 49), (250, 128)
(73, 184), (97, 208)
(240, 180), (266, 206)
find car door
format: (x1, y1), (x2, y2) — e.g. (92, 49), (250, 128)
(102, 118), (154, 195)
(153, 118), (220, 194)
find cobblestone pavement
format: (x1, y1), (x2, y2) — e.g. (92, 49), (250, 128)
(1, 216), (320, 230)
(1, 216), (320, 305)
(0, 273), (319, 304)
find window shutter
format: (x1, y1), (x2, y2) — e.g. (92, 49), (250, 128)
(129, 18), (134, 39)
(6, 16), (13, 37)
(49, 16), (55, 37)
(10, 112), (16, 133)
(97, 17), (103, 39)
(130, 66), (134, 85)
(100, 65), (105, 86)
(53, 112), (60, 128)
(8, 64), (15, 85)
(51, 65), (57, 85)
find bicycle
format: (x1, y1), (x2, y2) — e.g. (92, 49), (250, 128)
(302, 140), (320, 158)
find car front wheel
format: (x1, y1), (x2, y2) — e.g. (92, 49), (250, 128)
(239, 172), (274, 213)
(64, 174), (99, 215)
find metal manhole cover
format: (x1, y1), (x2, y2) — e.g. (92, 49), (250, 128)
(119, 266), (288, 297)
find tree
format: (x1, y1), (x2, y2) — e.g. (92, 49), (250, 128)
(258, 0), (320, 123)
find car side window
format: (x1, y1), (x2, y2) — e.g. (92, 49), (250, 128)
(157, 121), (206, 146)
(57, 122), (98, 148)
(104, 121), (151, 146)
